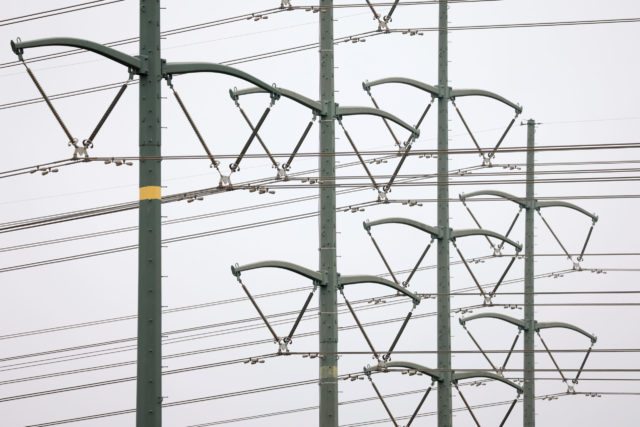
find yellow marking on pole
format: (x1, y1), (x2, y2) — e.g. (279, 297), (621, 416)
(320, 365), (337, 378)
(140, 186), (161, 200)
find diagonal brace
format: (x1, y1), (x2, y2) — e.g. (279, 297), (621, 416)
(455, 383), (482, 427)
(368, 377), (399, 427)
(284, 288), (317, 346)
(341, 289), (379, 360)
(487, 114), (518, 160)
(230, 105), (272, 172)
(366, 230), (399, 285)
(283, 117), (315, 171)
(537, 210), (576, 266)
(236, 105), (280, 170)
(170, 85), (220, 170)
(338, 120), (380, 191)
(462, 324), (499, 374)
(572, 344), (593, 384)
(577, 223), (595, 262)
(21, 62), (77, 149)
(403, 238), (434, 287)
(500, 329), (522, 375)
(452, 99), (486, 161)
(490, 256), (517, 297)
(237, 277), (280, 345)
(383, 308), (414, 362)
(497, 208), (523, 253)
(84, 78), (132, 149)
(453, 241), (487, 300)
(461, 200), (497, 252)
(406, 385), (433, 426)
(537, 331), (572, 391)
(499, 398), (519, 427)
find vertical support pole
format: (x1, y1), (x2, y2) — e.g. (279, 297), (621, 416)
(137, 1), (162, 426)
(319, 1), (338, 426)
(523, 118), (536, 427)
(436, 1), (452, 426)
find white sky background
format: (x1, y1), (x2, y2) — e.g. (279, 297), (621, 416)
(1, 0), (639, 425)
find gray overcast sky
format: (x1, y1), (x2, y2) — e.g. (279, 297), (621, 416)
(1, 1), (639, 426)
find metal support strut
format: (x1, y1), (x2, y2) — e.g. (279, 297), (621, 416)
(572, 344), (593, 385)
(403, 238), (434, 287)
(338, 120), (380, 192)
(21, 61), (80, 155)
(452, 99), (486, 163)
(366, 373), (399, 427)
(537, 210), (578, 269)
(230, 100), (274, 172)
(497, 208), (523, 253)
(461, 323), (499, 374)
(537, 331), (573, 392)
(366, 229), (399, 284)
(461, 200), (497, 253)
(341, 289), (379, 360)
(487, 114), (518, 160)
(453, 241), (488, 302)
(169, 80), (221, 172)
(499, 398), (519, 427)
(283, 116), (316, 172)
(406, 385), (433, 426)
(235, 274), (282, 349)
(284, 286), (317, 346)
(500, 329), (522, 375)
(455, 383), (482, 427)
(365, 90), (400, 147)
(383, 307), (415, 362)
(577, 223), (595, 262)
(84, 76), (132, 149)
(490, 255), (517, 297)
(233, 97), (281, 174)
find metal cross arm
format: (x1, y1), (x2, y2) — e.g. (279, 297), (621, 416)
(11, 37), (143, 72)
(368, 361), (444, 383)
(163, 62), (280, 98)
(336, 106), (419, 138)
(460, 312), (526, 330)
(231, 260), (323, 284)
(536, 322), (597, 344)
(363, 77), (440, 98)
(459, 190), (527, 209)
(364, 217), (440, 239)
(339, 275), (421, 306)
(230, 86), (322, 114)
(453, 372), (523, 394)
(451, 229), (522, 253)
(451, 89), (522, 114)
(537, 201), (598, 223)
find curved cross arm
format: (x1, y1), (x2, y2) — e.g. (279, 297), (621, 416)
(11, 38), (142, 71)
(381, 361), (443, 382)
(536, 321), (597, 343)
(451, 229), (522, 252)
(363, 218), (440, 238)
(536, 201), (598, 222)
(230, 260), (322, 283)
(453, 371), (523, 393)
(164, 62), (280, 98)
(459, 312), (525, 329)
(340, 275), (421, 305)
(229, 86), (322, 113)
(450, 88), (522, 113)
(336, 106), (420, 138)
(459, 190), (526, 208)
(362, 77), (440, 98)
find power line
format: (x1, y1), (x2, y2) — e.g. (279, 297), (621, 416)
(0, 0), (123, 27)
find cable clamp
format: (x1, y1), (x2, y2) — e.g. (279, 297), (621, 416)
(219, 174), (232, 188)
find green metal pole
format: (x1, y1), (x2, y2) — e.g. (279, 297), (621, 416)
(524, 119), (536, 426)
(319, 1), (338, 426)
(437, 1), (452, 426)
(136, 0), (162, 426)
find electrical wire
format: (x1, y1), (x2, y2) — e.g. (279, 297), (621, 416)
(0, 0), (123, 27)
